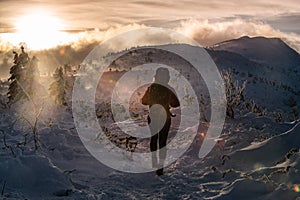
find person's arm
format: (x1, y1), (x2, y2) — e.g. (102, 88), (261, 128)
(141, 87), (151, 105)
(169, 89), (180, 108)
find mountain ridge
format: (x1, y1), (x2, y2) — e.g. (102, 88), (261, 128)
(210, 36), (300, 68)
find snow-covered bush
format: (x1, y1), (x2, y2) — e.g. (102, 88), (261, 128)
(221, 69), (247, 119)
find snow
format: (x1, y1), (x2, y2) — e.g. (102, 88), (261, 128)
(0, 36), (300, 199)
(211, 36), (300, 68)
(0, 154), (73, 198)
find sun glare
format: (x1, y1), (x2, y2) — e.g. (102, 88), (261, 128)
(11, 11), (67, 50)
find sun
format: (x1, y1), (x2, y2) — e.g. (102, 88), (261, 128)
(13, 11), (67, 50)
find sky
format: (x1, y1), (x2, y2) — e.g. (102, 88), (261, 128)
(0, 0), (300, 51)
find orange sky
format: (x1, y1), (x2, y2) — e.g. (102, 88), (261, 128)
(0, 0), (299, 51)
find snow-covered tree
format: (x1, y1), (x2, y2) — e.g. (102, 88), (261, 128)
(18, 45), (29, 67)
(63, 64), (72, 76)
(49, 67), (67, 105)
(7, 46), (41, 106)
(222, 69), (247, 119)
(7, 49), (27, 106)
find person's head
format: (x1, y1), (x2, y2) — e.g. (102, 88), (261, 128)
(154, 67), (170, 84)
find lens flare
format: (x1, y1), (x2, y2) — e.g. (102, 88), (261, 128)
(294, 184), (300, 193)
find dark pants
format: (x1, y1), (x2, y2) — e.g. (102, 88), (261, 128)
(148, 116), (171, 168)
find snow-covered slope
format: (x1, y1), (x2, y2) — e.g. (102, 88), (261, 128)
(211, 36), (300, 68)
(207, 37), (300, 119)
(0, 36), (300, 199)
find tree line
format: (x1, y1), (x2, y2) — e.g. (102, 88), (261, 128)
(7, 46), (68, 107)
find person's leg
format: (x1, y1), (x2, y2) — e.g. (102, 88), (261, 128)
(156, 118), (171, 175)
(150, 134), (158, 168)
(158, 118), (171, 160)
(149, 115), (158, 168)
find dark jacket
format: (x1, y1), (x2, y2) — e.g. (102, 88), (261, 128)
(142, 83), (180, 115)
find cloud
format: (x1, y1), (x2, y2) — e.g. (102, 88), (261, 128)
(64, 19), (300, 53)
(0, 23), (147, 51)
(0, 0), (299, 49)
(1, 0), (300, 32)
(0, 18), (299, 53)
(265, 13), (300, 34)
(65, 23), (148, 49)
(175, 19), (300, 52)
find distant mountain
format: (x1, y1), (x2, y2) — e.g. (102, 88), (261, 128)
(210, 36), (300, 68)
(206, 37), (300, 114)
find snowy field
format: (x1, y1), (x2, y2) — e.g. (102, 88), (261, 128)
(1, 101), (299, 199)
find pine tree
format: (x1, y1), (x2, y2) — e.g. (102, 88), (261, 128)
(7, 46), (41, 106)
(19, 45), (30, 67)
(49, 67), (67, 105)
(7, 50), (26, 106)
(63, 64), (72, 76)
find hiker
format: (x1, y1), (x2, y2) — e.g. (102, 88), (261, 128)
(141, 67), (180, 175)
